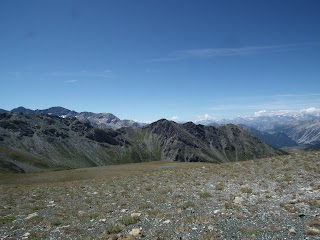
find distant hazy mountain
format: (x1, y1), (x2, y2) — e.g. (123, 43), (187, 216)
(76, 112), (141, 129)
(238, 124), (298, 148)
(0, 109), (8, 113)
(7, 106), (140, 130)
(36, 106), (78, 117)
(204, 113), (320, 147)
(271, 120), (320, 145)
(0, 113), (285, 172)
(11, 106), (35, 114)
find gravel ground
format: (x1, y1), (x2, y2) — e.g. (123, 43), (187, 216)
(0, 152), (319, 239)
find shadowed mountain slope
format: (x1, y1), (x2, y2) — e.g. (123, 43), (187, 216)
(141, 119), (285, 162)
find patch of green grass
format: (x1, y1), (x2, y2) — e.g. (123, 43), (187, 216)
(224, 202), (235, 210)
(180, 201), (195, 210)
(51, 221), (63, 226)
(241, 187), (253, 194)
(269, 173), (276, 179)
(215, 183), (225, 191)
(279, 174), (292, 182)
(198, 191), (212, 198)
(105, 224), (123, 234)
(182, 216), (209, 225)
(0, 145), (50, 170)
(239, 227), (261, 236)
(120, 216), (140, 226)
(0, 216), (16, 225)
(147, 209), (168, 218)
(138, 203), (153, 210)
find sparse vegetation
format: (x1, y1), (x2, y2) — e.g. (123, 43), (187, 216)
(0, 216), (16, 225)
(239, 227), (262, 236)
(240, 187), (253, 194)
(224, 202), (235, 210)
(0, 152), (319, 239)
(198, 191), (212, 198)
(120, 216), (140, 226)
(180, 201), (196, 210)
(105, 224), (123, 234)
(215, 182), (225, 190)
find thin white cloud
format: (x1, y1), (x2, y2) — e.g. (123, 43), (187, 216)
(209, 93), (320, 111)
(64, 80), (78, 83)
(51, 70), (112, 78)
(171, 116), (180, 121)
(197, 114), (215, 121)
(151, 42), (320, 62)
(254, 107), (320, 117)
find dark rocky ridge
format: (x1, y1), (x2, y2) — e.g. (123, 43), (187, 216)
(144, 119), (285, 162)
(0, 113), (286, 173)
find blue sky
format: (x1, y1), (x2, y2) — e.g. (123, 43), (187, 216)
(1, 0), (320, 122)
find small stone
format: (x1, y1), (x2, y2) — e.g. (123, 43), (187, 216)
(162, 219), (171, 224)
(131, 212), (142, 218)
(78, 211), (86, 216)
(25, 213), (38, 220)
(99, 218), (106, 222)
(120, 209), (127, 213)
(289, 227), (296, 233)
(233, 197), (243, 204)
(213, 210), (220, 214)
(48, 201), (55, 204)
(93, 192), (98, 195)
(23, 232), (30, 237)
(208, 225), (214, 231)
(130, 228), (141, 236)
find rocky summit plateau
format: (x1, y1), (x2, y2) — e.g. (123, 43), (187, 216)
(0, 153), (319, 239)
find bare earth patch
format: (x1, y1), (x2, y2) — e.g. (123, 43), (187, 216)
(0, 152), (319, 239)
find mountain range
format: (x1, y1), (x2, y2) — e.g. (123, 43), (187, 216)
(0, 111), (285, 173)
(8, 106), (141, 129)
(205, 114), (320, 149)
(3, 106), (320, 149)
